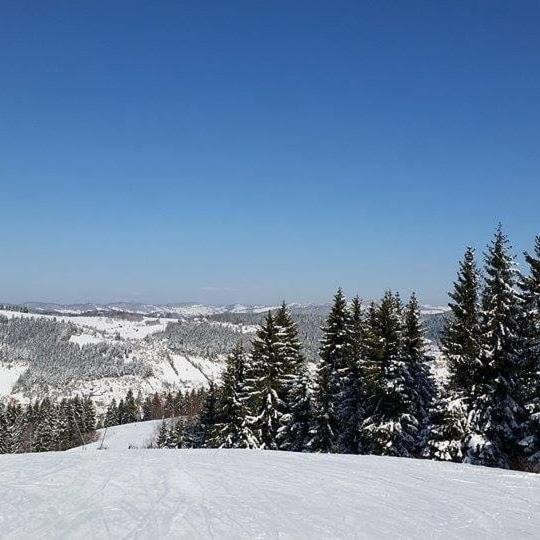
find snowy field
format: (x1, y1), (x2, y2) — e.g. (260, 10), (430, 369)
(1, 446), (538, 539)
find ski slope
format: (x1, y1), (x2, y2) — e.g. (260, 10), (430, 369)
(1, 448), (538, 539)
(71, 420), (162, 451)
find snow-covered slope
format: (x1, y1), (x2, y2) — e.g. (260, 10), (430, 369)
(1, 449), (538, 539)
(71, 420), (162, 451)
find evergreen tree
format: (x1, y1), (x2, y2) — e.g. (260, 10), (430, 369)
(105, 398), (119, 427)
(361, 292), (419, 457)
(216, 343), (258, 449)
(274, 303), (311, 452)
(310, 288), (353, 453)
(402, 292), (435, 454)
(117, 399), (125, 425)
(466, 226), (524, 468)
(250, 312), (286, 450)
(142, 397), (153, 421)
(518, 235), (540, 470)
(428, 248), (481, 462)
(171, 419), (185, 449)
(123, 389), (139, 424)
(197, 382), (220, 448)
(156, 420), (170, 448)
(336, 296), (365, 454)
(82, 396), (96, 434)
(442, 247), (483, 393)
(424, 391), (469, 462)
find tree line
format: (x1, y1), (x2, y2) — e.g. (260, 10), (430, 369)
(0, 395), (96, 453)
(103, 387), (209, 427)
(164, 227), (539, 472)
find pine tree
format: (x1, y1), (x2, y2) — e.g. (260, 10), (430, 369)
(82, 396), (96, 434)
(442, 247), (483, 393)
(250, 312), (286, 450)
(274, 303), (311, 452)
(216, 343), (258, 449)
(309, 288), (353, 452)
(336, 296), (365, 454)
(427, 248), (482, 462)
(123, 389), (139, 424)
(424, 391), (469, 462)
(171, 419), (185, 449)
(156, 420), (170, 448)
(466, 226), (524, 468)
(197, 382), (220, 448)
(361, 292), (419, 457)
(105, 398), (119, 427)
(518, 235), (540, 470)
(402, 292), (435, 455)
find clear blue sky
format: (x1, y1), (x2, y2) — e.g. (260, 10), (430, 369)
(1, 1), (539, 305)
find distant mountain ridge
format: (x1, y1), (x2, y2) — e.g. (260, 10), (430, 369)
(19, 301), (448, 317)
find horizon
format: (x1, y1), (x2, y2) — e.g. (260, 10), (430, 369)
(1, 2), (539, 305)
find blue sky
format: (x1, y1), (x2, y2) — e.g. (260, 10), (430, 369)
(0, 1), (539, 305)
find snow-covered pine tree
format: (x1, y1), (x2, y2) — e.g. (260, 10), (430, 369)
(424, 391), (469, 462)
(518, 235), (540, 471)
(361, 291), (418, 457)
(250, 312), (286, 450)
(123, 389), (139, 424)
(216, 343), (258, 449)
(442, 247), (483, 393)
(105, 398), (119, 427)
(197, 382), (221, 448)
(402, 292), (435, 455)
(427, 247), (482, 461)
(274, 303), (311, 452)
(309, 288), (353, 453)
(171, 419), (185, 449)
(117, 399), (125, 425)
(156, 420), (170, 448)
(466, 226), (524, 469)
(335, 296), (365, 454)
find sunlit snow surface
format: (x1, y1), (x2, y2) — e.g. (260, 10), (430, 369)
(1, 445), (538, 539)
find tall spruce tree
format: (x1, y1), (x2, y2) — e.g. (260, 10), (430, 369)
(518, 235), (540, 470)
(361, 291), (419, 457)
(274, 303), (311, 452)
(403, 292), (435, 454)
(197, 382), (220, 448)
(427, 248), (481, 462)
(336, 296), (365, 454)
(123, 389), (139, 424)
(442, 247), (483, 393)
(216, 343), (258, 449)
(250, 312), (286, 449)
(466, 226), (524, 468)
(309, 288), (353, 453)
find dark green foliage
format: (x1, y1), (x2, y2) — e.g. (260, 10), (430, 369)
(310, 288), (353, 453)
(442, 247), (483, 393)
(216, 343), (258, 448)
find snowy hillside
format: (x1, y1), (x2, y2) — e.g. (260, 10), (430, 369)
(70, 420), (162, 451)
(0, 303), (447, 405)
(1, 447), (538, 538)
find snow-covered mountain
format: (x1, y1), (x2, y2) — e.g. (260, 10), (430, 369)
(2, 439), (538, 538)
(21, 301), (289, 317)
(20, 300), (448, 317)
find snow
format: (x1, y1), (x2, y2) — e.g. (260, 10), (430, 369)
(1, 447), (538, 539)
(0, 363), (26, 395)
(71, 421), (162, 451)
(69, 334), (104, 347)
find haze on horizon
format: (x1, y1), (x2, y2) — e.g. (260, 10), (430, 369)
(1, 2), (539, 306)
